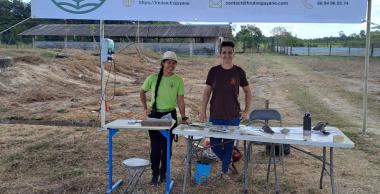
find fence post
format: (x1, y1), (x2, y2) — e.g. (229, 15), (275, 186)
(348, 47), (351, 56)
(290, 47), (293, 56)
(276, 42), (279, 53)
(371, 44), (374, 57)
(64, 36), (68, 49)
(189, 42), (193, 57)
(329, 44), (332, 56)
(264, 43), (266, 53)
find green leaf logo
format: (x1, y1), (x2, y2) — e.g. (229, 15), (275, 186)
(51, 0), (106, 14)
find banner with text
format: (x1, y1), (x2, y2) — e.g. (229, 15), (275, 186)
(32, 0), (367, 23)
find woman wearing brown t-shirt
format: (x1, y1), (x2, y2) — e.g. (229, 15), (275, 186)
(200, 41), (252, 181)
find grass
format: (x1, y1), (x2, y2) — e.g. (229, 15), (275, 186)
(281, 179), (298, 193)
(297, 54), (380, 63)
(0, 107), (8, 113)
(343, 131), (380, 156)
(241, 53), (260, 76)
(335, 88), (380, 117)
(180, 54), (216, 66)
(299, 55), (364, 61)
(25, 141), (52, 152)
(139, 48), (161, 59)
(0, 153), (24, 166)
(0, 44), (32, 49)
(285, 84), (358, 129)
(57, 108), (69, 113)
(40, 51), (57, 59)
(52, 167), (84, 180)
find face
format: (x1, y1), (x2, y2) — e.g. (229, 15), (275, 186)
(162, 59), (177, 75)
(220, 46), (234, 63)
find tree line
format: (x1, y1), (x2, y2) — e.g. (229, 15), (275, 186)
(235, 25), (380, 53)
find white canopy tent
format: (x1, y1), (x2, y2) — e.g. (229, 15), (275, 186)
(31, 0), (371, 134)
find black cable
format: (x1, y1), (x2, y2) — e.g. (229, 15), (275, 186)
(105, 59), (117, 102)
(95, 59), (114, 127)
(104, 60), (114, 101)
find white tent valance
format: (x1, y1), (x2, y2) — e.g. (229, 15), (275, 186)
(32, 0), (366, 23)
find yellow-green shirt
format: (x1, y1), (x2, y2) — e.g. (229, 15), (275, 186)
(142, 73), (184, 110)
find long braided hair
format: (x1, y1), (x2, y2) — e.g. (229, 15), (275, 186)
(152, 60), (165, 111)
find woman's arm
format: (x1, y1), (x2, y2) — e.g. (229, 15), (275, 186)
(177, 95), (188, 123)
(140, 89), (150, 117)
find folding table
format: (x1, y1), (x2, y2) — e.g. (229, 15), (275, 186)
(104, 119), (174, 194)
(173, 125), (354, 194)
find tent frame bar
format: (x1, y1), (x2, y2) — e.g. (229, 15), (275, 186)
(362, 0), (372, 135)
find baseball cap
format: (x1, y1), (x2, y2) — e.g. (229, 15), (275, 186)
(162, 51), (177, 62)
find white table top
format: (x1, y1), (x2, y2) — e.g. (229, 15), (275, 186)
(105, 119), (173, 130)
(173, 124), (354, 148)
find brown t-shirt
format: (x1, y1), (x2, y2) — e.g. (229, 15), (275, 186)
(206, 65), (249, 120)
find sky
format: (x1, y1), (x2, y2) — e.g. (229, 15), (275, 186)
(21, 0), (380, 39)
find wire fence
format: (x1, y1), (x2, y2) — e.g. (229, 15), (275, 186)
(275, 46), (380, 57)
(32, 41), (218, 56)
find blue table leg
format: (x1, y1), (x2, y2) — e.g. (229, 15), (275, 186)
(160, 130), (174, 194)
(106, 128), (124, 194)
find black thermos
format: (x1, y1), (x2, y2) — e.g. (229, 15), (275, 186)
(303, 113), (311, 136)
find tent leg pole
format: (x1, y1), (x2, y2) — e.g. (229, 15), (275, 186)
(100, 20), (106, 129)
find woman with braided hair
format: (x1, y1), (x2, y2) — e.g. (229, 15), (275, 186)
(140, 51), (189, 186)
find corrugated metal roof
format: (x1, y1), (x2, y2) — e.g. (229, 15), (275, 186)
(19, 24), (232, 38)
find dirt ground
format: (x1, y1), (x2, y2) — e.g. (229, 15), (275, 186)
(0, 48), (379, 194)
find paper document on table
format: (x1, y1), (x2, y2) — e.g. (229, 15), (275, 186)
(181, 124), (205, 132)
(126, 120), (142, 126)
(209, 125), (236, 133)
(188, 123), (207, 128)
(239, 127), (263, 136)
(312, 134), (333, 142)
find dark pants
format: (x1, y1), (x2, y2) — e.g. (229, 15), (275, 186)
(148, 110), (177, 177)
(209, 117), (240, 173)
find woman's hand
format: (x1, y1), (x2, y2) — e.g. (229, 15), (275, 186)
(144, 108), (151, 117)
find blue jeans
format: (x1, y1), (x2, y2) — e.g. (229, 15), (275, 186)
(209, 117), (240, 173)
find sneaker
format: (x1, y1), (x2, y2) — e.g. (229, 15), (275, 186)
(160, 173), (166, 183)
(220, 172), (233, 183)
(150, 175), (159, 186)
